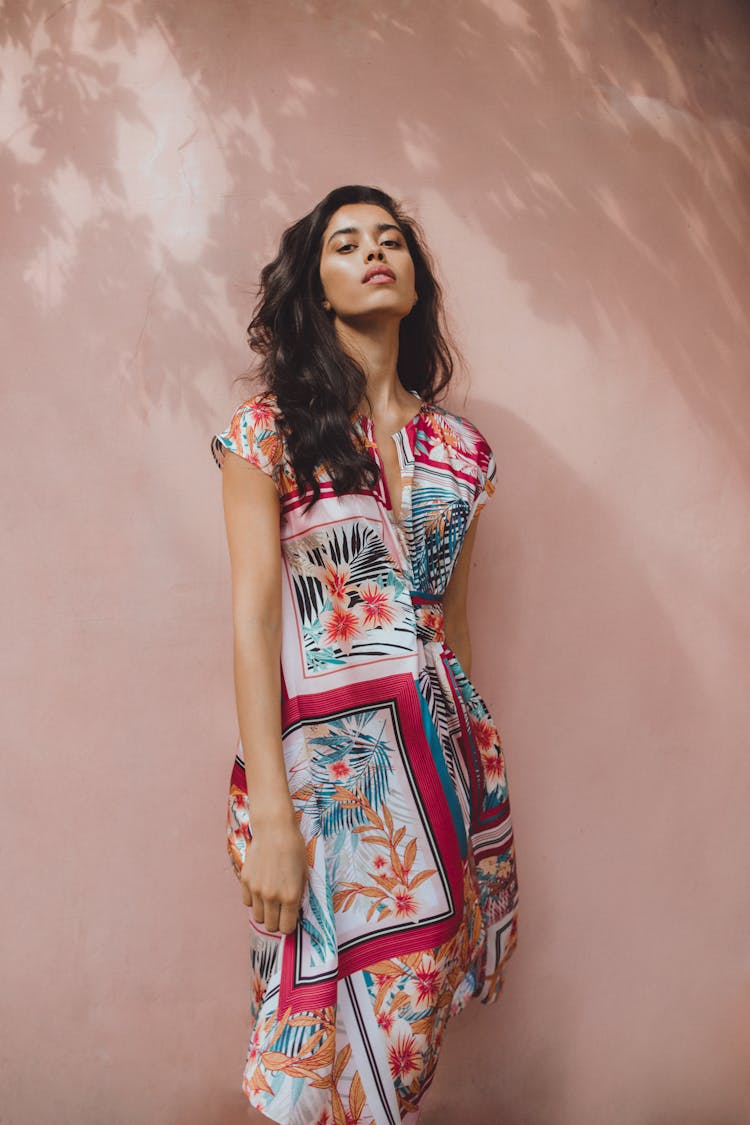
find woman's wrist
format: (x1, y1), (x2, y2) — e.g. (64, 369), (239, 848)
(248, 788), (297, 831)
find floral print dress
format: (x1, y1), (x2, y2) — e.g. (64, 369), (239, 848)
(211, 391), (519, 1125)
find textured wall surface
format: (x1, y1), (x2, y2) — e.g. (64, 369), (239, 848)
(2, 2), (750, 1123)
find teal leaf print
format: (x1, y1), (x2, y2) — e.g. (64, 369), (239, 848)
(307, 711), (394, 836)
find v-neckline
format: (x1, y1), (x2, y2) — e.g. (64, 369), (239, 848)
(357, 397), (426, 528)
(357, 394), (427, 440)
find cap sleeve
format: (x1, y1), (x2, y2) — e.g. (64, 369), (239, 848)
(469, 430), (497, 521)
(210, 394), (285, 485)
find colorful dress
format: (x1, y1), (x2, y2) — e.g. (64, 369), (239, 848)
(211, 391), (519, 1125)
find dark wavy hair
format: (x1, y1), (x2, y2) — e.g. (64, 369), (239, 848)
(248, 184), (457, 506)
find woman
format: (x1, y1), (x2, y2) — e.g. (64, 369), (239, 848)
(211, 185), (519, 1125)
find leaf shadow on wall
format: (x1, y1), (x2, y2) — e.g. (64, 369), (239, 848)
(4, 0), (750, 468)
(3, 4), (750, 1123)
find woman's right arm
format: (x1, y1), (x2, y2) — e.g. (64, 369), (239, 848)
(221, 449), (307, 935)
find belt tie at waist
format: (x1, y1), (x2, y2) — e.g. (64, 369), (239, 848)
(410, 590), (445, 645)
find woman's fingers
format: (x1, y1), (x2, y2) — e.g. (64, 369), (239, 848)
(245, 888), (301, 935)
(249, 891), (265, 926)
(263, 902), (281, 933)
(239, 829), (308, 932)
(279, 901), (300, 935)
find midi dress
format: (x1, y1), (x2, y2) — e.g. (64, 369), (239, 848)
(211, 391), (519, 1125)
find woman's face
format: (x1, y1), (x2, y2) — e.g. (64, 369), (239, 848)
(318, 203), (417, 324)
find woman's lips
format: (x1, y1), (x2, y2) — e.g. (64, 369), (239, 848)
(364, 272), (396, 284)
(362, 264), (397, 283)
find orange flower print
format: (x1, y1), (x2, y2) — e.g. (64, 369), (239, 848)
(407, 955), (440, 1009)
(391, 884), (419, 919)
(469, 715), (497, 754)
(471, 714), (505, 786)
(329, 759), (351, 780)
(321, 605), (364, 654)
(316, 558), (353, 604)
(247, 399), (277, 428)
(387, 1032), (422, 1081)
(416, 604), (445, 641)
(481, 747), (504, 785)
(357, 581), (397, 629)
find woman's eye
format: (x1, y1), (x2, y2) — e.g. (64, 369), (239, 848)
(337, 243), (356, 253)
(382, 239), (401, 248)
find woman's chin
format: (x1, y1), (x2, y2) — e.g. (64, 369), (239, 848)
(334, 301), (413, 327)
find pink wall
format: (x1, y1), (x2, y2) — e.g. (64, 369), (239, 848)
(3, 2), (750, 1122)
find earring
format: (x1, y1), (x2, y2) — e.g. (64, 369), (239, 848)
(322, 299), (332, 312)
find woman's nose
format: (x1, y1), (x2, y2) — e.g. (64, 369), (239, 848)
(366, 246), (384, 260)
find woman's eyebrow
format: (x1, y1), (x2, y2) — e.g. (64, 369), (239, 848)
(326, 222), (403, 246)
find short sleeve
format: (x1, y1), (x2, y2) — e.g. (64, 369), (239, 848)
(469, 432), (498, 521)
(210, 393), (285, 485)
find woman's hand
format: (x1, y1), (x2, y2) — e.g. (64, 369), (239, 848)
(222, 452), (307, 935)
(240, 816), (308, 935)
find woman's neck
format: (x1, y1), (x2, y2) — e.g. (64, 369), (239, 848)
(335, 318), (413, 419)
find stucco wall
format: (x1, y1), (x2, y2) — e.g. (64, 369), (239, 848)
(2, 2), (749, 1122)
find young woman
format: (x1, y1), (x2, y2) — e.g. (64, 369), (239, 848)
(211, 185), (519, 1125)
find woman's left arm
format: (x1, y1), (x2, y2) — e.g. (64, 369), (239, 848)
(442, 515), (481, 677)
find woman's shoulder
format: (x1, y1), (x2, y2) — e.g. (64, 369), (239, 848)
(233, 389), (282, 424)
(419, 401), (497, 514)
(229, 389), (285, 444)
(421, 400), (495, 476)
(212, 389), (287, 479)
